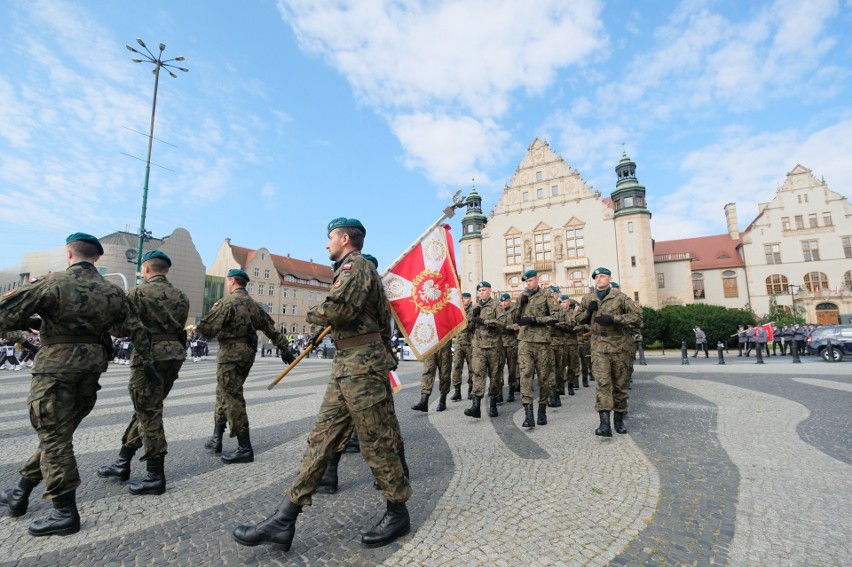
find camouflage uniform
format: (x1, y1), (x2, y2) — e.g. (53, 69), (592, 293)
(123, 274), (190, 460)
(197, 288), (287, 436)
(550, 303), (569, 396)
(451, 302), (474, 389)
(497, 302), (519, 391)
(419, 343), (453, 396)
(0, 261), (152, 500)
(515, 289), (559, 406)
(287, 251), (411, 506)
(470, 296), (504, 400)
(577, 325), (592, 384)
(564, 310), (581, 389)
(577, 289), (642, 412)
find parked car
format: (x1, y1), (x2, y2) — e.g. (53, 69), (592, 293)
(396, 339), (417, 361)
(315, 336), (337, 359)
(806, 324), (852, 362)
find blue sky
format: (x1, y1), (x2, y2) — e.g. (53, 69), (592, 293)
(1, 0), (851, 274)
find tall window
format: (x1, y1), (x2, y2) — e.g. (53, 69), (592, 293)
(781, 217), (790, 231)
(801, 240), (820, 261)
(536, 171), (543, 181)
(794, 215), (804, 230)
(692, 272), (705, 299)
(282, 288), (288, 298)
(808, 213), (818, 228)
(258, 284), (265, 295)
(842, 236), (852, 258)
(522, 192), (529, 202)
(657, 273), (665, 289)
(536, 188), (544, 199)
(268, 285), (275, 296)
(282, 305), (288, 314)
(292, 290), (297, 299)
(722, 270), (738, 298)
(264, 269), (270, 279)
(291, 305), (298, 315)
(254, 268), (260, 277)
(551, 185), (559, 196)
(247, 283), (254, 294)
(823, 212), (833, 226)
(803, 272), (828, 292)
(764, 243), (781, 264)
(534, 232), (551, 261)
(567, 270), (585, 290)
(505, 237), (522, 264)
(565, 228), (585, 258)
(631, 256), (637, 267)
(766, 274), (788, 295)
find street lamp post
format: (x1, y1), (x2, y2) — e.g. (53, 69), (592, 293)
(789, 284), (802, 322)
(126, 38), (188, 284)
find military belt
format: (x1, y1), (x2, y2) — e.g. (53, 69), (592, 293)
(152, 334), (182, 342)
(335, 332), (382, 349)
(219, 338), (250, 346)
(40, 335), (102, 345)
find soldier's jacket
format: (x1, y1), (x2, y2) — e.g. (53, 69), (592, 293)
(455, 302), (474, 347)
(497, 302), (518, 347)
(127, 274), (190, 366)
(306, 251), (396, 378)
(197, 287), (285, 363)
(472, 296), (502, 348)
(0, 261), (152, 373)
(557, 307), (579, 345)
(577, 288), (642, 354)
(514, 287), (559, 343)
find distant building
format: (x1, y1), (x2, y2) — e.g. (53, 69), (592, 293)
(0, 227), (206, 324)
(207, 239), (334, 335)
(459, 139), (852, 324)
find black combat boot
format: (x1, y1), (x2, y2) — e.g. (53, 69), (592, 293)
(572, 377), (580, 389)
(514, 382), (521, 392)
(464, 395), (481, 418)
(567, 381), (575, 396)
(506, 386), (515, 403)
(97, 444), (137, 481)
(613, 412), (628, 434)
(488, 397), (498, 417)
(222, 430), (254, 464)
(497, 391), (504, 403)
(522, 404), (535, 428)
(232, 499), (302, 549)
(1, 476), (39, 517)
(346, 429), (361, 453)
(204, 421), (226, 453)
(128, 454), (166, 496)
(450, 384), (462, 401)
(318, 451), (342, 493)
(28, 490), (80, 537)
(589, 373), (595, 382)
(467, 384), (473, 400)
(361, 500), (411, 548)
(582, 374), (589, 387)
(537, 404), (548, 425)
(547, 390), (560, 408)
(595, 411), (613, 437)
(436, 393), (447, 412)
(411, 394), (429, 412)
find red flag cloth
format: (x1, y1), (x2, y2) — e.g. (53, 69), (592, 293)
(382, 225), (467, 360)
(761, 323), (774, 342)
(388, 370), (402, 394)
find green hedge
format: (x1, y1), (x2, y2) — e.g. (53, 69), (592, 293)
(640, 304), (756, 349)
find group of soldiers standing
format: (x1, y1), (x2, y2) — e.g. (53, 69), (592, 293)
(413, 266), (643, 437)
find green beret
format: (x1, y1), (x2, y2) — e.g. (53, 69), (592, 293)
(66, 232), (104, 255)
(500, 293), (511, 301)
(327, 217), (366, 236)
(521, 269), (538, 281)
(560, 295), (570, 301)
(461, 292), (472, 298)
(227, 268), (250, 281)
(141, 250), (171, 267)
(610, 281), (620, 288)
(476, 281), (491, 290)
(549, 285), (560, 293)
(361, 253), (378, 268)
(592, 267), (612, 278)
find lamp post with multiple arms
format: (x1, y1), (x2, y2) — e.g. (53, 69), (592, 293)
(126, 38), (188, 284)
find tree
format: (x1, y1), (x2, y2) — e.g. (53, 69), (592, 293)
(640, 304), (754, 349)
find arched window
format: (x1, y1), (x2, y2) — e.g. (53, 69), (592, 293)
(803, 271), (829, 292)
(765, 274), (788, 295)
(692, 272), (705, 299)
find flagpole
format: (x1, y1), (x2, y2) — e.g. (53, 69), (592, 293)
(381, 191), (467, 277)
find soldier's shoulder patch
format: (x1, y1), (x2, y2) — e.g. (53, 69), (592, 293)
(341, 264), (352, 271)
(28, 276), (43, 284)
(333, 280), (342, 288)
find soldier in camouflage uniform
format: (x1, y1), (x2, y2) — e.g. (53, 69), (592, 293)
(465, 281), (504, 419)
(411, 342), (453, 413)
(197, 268), (294, 464)
(96, 250), (190, 496)
(562, 296), (581, 392)
(576, 267), (642, 437)
(548, 286), (568, 407)
(577, 315), (592, 387)
(450, 292), (474, 401)
(0, 233), (155, 537)
(514, 270), (559, 428)
(233, 217), (412, 551)
(497, 293), (519, 402)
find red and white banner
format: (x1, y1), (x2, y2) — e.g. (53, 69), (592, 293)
(382, 224), (467, 360)
(759, 323), (774, 342)
(388, 370), (402, 394)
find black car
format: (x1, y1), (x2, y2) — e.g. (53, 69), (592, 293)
(806, 325), (852, 362)
(315, 336), (337, 359)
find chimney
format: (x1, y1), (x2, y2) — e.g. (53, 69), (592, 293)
(724, 203), (739, 240)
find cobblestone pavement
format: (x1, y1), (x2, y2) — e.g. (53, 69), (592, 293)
(0, 351), (849, 566)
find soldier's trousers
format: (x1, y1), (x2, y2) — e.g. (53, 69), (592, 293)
(287, 371), (412, 507)
(566, 342), (579, 385)
(124, 358), (184, 460)
(591, 353), (630, 412)
(579, 341), (591, 378)
(212, 358), (255, 436)
(552, 344), (566, 391)
(471, 346), (503, 399)
(502, 344), (518, 389)
(20, 372), (101, 500)
(518, 341), (554, 405)
(451, 343), (473, 387)
(420, 345), (453, 396)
